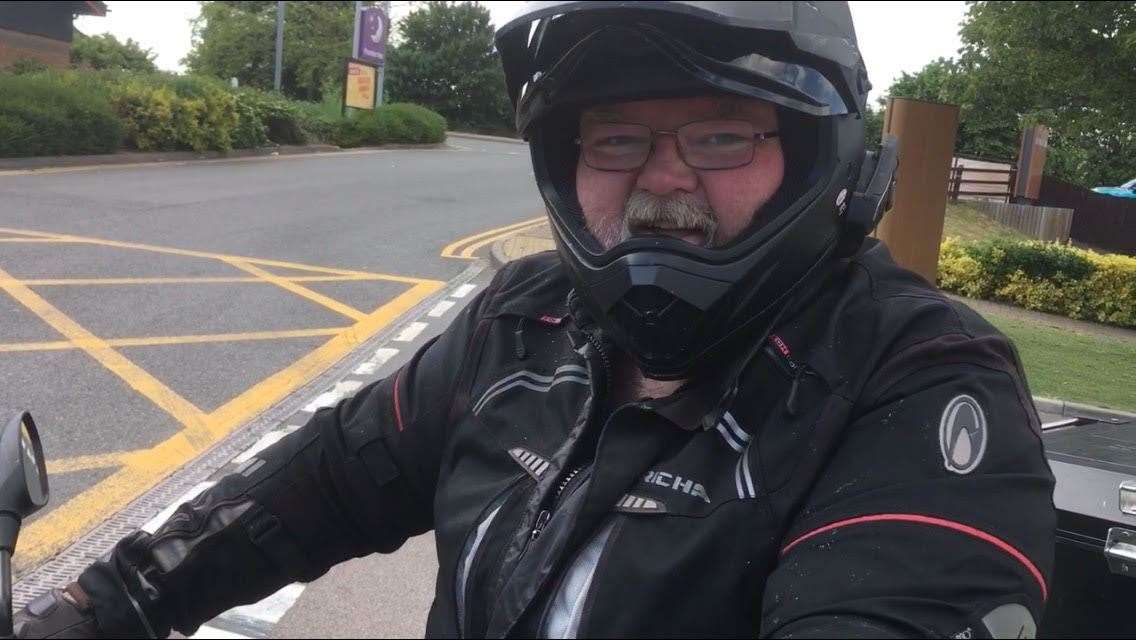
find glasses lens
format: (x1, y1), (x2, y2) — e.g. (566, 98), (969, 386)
(678, 120), (757, 169)
(580, 122), (653, 170)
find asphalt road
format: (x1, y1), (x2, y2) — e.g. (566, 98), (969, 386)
(0, 138), (542, 571)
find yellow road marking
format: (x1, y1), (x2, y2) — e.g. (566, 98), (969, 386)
(0, 328), (346, 353)
(208, 280), (442, 436)
(0, 224), (450, 570)
(0, 148), (401, 178)
(47, 451), (130, 474)
(456, 221), (546, 259)
(0, 264), (209, 433)
(0, 226), (436, 283)
(0, 238), (74, 243)
(440, 216), (545, 259)
(227, 260), (368, 322)
(16, 279), (441, 572)
(3, 275), (388, 286)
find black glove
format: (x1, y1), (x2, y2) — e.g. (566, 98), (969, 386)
(14, 584), (101, 639)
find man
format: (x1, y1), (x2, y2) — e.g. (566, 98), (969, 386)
(18, 3), (1055, 638)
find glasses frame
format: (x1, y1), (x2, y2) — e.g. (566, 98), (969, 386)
(575, 119), (781, 172)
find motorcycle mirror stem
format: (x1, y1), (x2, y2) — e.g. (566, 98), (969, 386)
(0, 413), (50, 638)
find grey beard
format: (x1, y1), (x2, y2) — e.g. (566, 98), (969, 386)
(588, 189), (719, 250)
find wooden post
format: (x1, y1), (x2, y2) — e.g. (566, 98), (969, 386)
(1013, 125), (1049, 204)
(876, 97), (961, 283)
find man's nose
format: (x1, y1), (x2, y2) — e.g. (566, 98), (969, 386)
(635, 135), (698, 195)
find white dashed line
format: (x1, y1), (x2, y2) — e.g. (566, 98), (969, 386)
(354, 362), (378, 375)
(189, 625), (248, 639)
(428, 300), (456, 317)
(142, 481), (217, 534)
(394, 321), (428, 342)
(452, 283), (477, 298)
(302, 380), (364, 412)
(232, 426), (302, 465)
(371, 347), (399, 366)
(222, 583), (306, 625)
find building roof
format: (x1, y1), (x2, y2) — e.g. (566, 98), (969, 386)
(72, 1), (107, 17)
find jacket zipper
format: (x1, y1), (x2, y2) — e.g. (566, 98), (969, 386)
(487, 322), (607, 635)
(764, 335), (817, 417)
(456, 475), (528, 638)
(530, 464), (590, 542)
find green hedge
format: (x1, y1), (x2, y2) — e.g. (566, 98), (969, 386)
(1, 70), (447, 157)
(331, 103), (447, 147)
(111, 80), (237, 152)
(939, 236), (1136, 327)
(0, 72), (122, 156)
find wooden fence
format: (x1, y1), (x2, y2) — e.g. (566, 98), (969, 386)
(948, 157), (1017, 203)
(973, 201), (1074, 243)
(1038, 176), (1136, 256)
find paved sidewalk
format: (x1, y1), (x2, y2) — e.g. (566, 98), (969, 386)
(944, 293), (1136, 343)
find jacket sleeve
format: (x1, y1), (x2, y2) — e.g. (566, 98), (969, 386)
(760, 332), (1056, 639)
(76, 270), (508, 638)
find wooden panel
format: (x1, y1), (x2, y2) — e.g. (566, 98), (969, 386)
(877, 98), (961, 283)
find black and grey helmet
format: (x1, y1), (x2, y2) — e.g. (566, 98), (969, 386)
(496, 1), (897, 379)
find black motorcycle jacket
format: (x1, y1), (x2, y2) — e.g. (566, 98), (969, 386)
(75, 239), (1056, 639)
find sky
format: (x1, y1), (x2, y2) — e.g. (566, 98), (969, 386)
(74, 1), (970, 103)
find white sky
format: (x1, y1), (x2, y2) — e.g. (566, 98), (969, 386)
(74, 1), (969, 103)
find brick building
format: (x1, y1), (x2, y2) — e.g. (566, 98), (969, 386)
(0, 1), (107, 69)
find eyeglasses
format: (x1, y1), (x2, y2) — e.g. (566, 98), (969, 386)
(576, 119), (780, 171)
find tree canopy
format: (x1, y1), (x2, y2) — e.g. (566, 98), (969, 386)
(71, 33), (157, 73)
(885, 1), (1136, 187)
(384, 2), (512, 132)
(183, 1), (354, 101)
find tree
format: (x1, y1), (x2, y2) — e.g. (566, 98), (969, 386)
(957, 1), (1136, 187)
(883, 2), (1136, 187)
(71, 33), (157, 72)
(384, 2), (512, 132)
(183, 1), (354, 101)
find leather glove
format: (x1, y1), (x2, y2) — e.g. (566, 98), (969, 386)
(14, 583), (101, 639)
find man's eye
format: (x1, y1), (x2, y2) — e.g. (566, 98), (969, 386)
(596, 135), (644, 147)
(695, 133), (748, 147)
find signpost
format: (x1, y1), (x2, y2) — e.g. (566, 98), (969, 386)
(343, 4), (390, 114)
(356, 6), (389, 66)
(343, 59), (378, 113)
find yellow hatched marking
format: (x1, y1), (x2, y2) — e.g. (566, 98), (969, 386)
(3, 274), (388, 286)
(0, 328), (347, 353)
(47, 451), (130, 474)
(0, 226), (436, 283)
(0, 225), (448, 571)
(226, 260), (368, 322)
(0, 264), (208, 433)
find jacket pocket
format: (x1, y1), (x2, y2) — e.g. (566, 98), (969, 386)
(455, 475), (529, 638)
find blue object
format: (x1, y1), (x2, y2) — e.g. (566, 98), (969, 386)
(1092, 177), (1136, 199)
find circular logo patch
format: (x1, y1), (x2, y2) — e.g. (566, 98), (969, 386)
(939, 395), (988, 474)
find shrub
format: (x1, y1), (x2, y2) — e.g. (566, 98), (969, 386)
(938, 237), (1136, 328)
(330, 103), (446, 147)
(110, 79), (237, 152)
(232, 89), (307, 147)
(293, 101), (339, 144)
(0, 71), (122, 156)
(8, 58), (50, 75)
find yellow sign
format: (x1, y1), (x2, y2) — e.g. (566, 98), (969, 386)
(345, 60), (377, 110)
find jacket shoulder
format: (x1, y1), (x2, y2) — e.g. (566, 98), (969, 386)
(481, 251), (572, 321)
(798, 240), (1026, 400)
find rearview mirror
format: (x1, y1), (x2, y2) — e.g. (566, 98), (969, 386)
(0, 412), (48, 552)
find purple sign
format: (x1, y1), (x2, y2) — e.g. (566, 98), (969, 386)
(356, 7), (389, 66)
